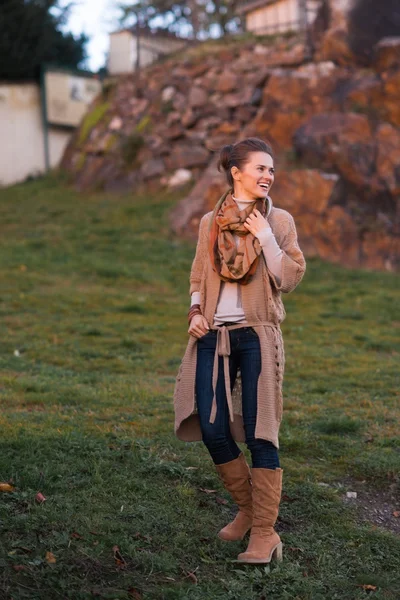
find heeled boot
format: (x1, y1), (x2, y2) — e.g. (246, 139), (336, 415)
(237, 467), (283, 563)
(215, 453), (253, 541)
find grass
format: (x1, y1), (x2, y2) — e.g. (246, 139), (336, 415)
(0, 174), (399, 599)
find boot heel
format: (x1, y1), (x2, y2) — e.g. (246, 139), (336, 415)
(273, 542), (283, 562)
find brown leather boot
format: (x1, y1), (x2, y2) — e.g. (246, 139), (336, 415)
(215, 453), (253, 541)
(237, 467), (283, 563)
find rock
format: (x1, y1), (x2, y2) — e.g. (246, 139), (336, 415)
(181, 109), (198, 128)
(318, 26), (354, 66)
(254, 44), (269, 56)
(141, 158), (165, 180)
(215, 70), (238, 93)
(346, 492), (357, 499)
(215, 122), (239, 135)
(188, 86), (208, 108)
(168, 168), (192, 188)
(380, 70), (400, 126)
(314, 0), (355, 66)
(204, 134), (236, 152)
(162, 86), (176, 102)
(165, 144), (210, 170)
(374, 123), (400, 195)
(271, 169), (337, 216)
(170, 156), (225, 236)
(164, 123), (185, 140)
(253, 66), (345, 148)
(293, 113), (372, 184)
(109, 116), (123, 131)
(374, 37), (400, 72)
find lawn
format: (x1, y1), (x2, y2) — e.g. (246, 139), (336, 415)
(0, 175), (399, 600)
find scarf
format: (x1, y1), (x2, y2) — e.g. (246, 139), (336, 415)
(209, 189), (268, 285)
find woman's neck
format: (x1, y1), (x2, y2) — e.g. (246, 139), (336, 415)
(232, 193), (256, 204)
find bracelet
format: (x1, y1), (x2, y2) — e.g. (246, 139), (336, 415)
(188, 304), (202, 325)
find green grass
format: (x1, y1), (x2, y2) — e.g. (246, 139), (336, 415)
(0, 175), (399, 599)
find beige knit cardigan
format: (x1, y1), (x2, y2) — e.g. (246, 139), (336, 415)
(173, 205), (306, 449)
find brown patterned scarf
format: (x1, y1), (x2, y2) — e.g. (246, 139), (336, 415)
(209, 190), (267, 285)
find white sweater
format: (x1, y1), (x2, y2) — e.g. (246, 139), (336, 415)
(191, 197), (283, 325)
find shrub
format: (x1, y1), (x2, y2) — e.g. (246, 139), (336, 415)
(348, 0), (400, 64)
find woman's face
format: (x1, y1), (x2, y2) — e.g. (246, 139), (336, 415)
(231, 152), (275, 201)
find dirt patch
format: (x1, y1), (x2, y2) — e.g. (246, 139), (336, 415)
(341, 479), (400, 536)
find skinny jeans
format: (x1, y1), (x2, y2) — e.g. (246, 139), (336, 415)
(195, 326), (280, 469)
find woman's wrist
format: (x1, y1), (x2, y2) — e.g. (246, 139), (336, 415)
(188, 304), (202, 325)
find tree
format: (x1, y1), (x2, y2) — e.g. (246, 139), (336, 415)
(0, 0), (88, 81)
(348, 0), (400, 64)
(118, 0), (241, 39)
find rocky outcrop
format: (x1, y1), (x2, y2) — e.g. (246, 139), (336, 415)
(61, 28), (400, 272)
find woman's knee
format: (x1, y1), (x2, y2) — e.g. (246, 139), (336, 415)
(201, 424), (230, 448)
(246, 437), (279, 467)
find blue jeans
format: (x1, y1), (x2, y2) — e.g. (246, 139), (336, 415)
(195, 326), (280, 469)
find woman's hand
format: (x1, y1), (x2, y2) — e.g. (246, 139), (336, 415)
(244, 209), (271, 236)
(188, 314), (210, 338)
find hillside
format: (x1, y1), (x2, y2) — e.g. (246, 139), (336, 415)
(61, 12), (400, 272)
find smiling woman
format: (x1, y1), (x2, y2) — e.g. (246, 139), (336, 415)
(174, 137), (306, 565)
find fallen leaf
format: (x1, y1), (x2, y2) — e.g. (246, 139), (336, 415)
(281, 493), (298, 502)
(357, 584), (377, 591)
(112, 545), (126, 568)
(71, 532), (83, 539)
(393, 511), (400, 518)
(199, 488), (217, 494)
(216, 496), (228, 505)
(12, 565), (28, 572)
(0, 483), (15, 492)
(35, 492), (46, 503)
(45, 551), (56, 564)
(183, 566), (199, 584)
(128, 588), (142, 599)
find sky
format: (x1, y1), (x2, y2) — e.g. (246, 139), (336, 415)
(60, 0), (121, 72)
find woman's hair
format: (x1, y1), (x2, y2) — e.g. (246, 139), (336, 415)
(217, 138), (274, 188)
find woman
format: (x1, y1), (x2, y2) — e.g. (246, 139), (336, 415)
(174, 137), (306, 564)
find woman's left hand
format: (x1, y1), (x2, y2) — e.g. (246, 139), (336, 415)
(244, 209), (271, 236)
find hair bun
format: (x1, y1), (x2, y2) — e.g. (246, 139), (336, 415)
(217, 144), (234, 173)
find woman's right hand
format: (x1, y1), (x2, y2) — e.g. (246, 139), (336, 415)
(188, 314), (210, 338)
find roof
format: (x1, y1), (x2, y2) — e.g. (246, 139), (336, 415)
(237, 0), (282, 16)
(110, 26), (186, 42)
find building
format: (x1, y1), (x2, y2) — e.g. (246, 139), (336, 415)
(237, 0), (321, 35)
(0, 67), (101, 187)
(108, 28), (188, 75)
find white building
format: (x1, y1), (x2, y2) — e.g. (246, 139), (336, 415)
(0, 69), (101, 187)
(238, 0), (321, 35)
(108, 28), (187, 75)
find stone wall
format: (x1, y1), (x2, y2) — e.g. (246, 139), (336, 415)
(61, 30), (400, 272)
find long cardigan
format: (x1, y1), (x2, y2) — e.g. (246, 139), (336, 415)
(173, 203), (306, 449)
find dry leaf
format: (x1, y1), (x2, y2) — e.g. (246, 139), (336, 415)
(112, 545), (126, 568)
(183, 567), (199, 584)
(357, 584), (377, 591)
(35, 492), (46, 503)
(71, 532), (83, 539)
(199, 488), (217, 494)
(216, 496), (228, 505)
(13, 565), (27, 572)
(0, 483), (15, 492)
(281, 493), (297, 502)
(128, 588), (142, 599)
(393, 511), (400, 518)
(45, 551), (56, 564)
